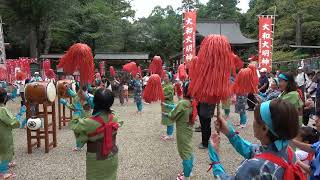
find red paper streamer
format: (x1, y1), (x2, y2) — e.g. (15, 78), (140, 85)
(110, 66), (116, 77)
(122, 62), (138, 77)
(0, 65), (7, 80)
(58, 43), (94, 84)
(232, 67), (259, 95)
(138, 66), (142, 76)
(188, 35), (236, 103)
(188, 56), (198, 80)
(45, 69), (56, 79)
(178, 64), (188, 81)
(143, 74), (164, 103)
(148, 56), (163, 76)
(16, 71), (27, 81)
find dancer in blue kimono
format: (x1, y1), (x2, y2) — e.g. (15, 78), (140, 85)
(235, 95), (248, 129)
(60, 85), (94, 151)
(208, 99), (305, 179)
(131, 74), (143, 114)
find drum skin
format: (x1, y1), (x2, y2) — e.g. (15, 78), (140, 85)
(56, 80), (76, 98)
(25, 82), (56, 103)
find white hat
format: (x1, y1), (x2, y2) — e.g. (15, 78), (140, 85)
(34, 72), (39, 75)
(260, 68), (267, 73)
(298, 67), (303, 70)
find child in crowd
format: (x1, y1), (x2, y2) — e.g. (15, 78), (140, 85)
(295, 127), (319, 166)
(209, 99), (305, 179)
(60, 85), (94, 151)
(123, 83), (129, 103)
(0, 87), (25, 179)
(132, 74), (143, 114)
(70, 88), (122, 180)
(161, 72), (175, 140)
(235, 95), (248, 129)
(165, 81), (197, 180)
(292, 116), (320, 180)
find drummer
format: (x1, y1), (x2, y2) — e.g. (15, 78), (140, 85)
(30, 72), (43, 82)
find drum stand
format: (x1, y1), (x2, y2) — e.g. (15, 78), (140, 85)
(58, 95), (73, 129)
(26, 102), (57, 154)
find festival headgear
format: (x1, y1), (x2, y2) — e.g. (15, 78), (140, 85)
(148, 56), (163, 76)
(260, 100), (288, 151)
(109, 66), (116, 77)
(57, 43), (95, 85)
(142, 74), (164, 103)
(0, 65), (6, 81)
(178, 64), (188, 81)
(188, 35), (237, 103)
(122, 62), (138, 77)
(138, 66), (142, 77)
(278, 74), (288, 81)
(232, 53), (244, 71)
(188, 56), (198, 80)
(16, 71), (27, 81)
(45, 69), (56, 79)
(232, 67), (259, 95)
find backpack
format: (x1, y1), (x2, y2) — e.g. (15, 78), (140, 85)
(254, 147), (306, 180)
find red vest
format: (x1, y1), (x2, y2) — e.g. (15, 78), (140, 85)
(255, 147), (306, 180)
(88, 114), (119, 156)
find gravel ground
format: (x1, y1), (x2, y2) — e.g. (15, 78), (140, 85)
(8, 97), (258, 180)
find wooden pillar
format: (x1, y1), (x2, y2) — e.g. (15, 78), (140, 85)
(62, 104), (66, 126)
(58, 96), (72, 129)
(26, 102), (32, 154)
(43, 103), (49, 153)
(52, 102), (57, 147)
(58, 96), (61, 129)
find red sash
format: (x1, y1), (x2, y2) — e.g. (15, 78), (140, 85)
(255, 147), (306, 180)
(88, 114), (119, 156)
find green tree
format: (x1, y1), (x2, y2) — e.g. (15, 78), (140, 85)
(51, 0), (135, 53)
(133, 6), (183, 64)
(201, 0), (242, 20)
(0, 0), (74, 57)
(244, 0), (320, 61)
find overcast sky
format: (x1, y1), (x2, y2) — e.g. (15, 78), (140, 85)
(132, 0), (250, 18)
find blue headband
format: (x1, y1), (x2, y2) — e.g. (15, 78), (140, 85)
(278, 74), (288, 81)
(260, 101), (288, 151)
